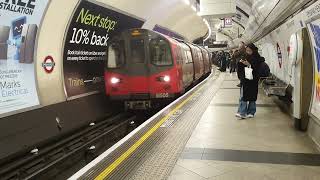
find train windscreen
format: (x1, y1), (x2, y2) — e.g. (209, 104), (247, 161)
(130, 39), (145, 63)
(107, 40), (125, 68)
(149, 37), (172, 66)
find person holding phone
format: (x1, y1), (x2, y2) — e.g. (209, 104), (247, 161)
(236, 43), (265, 119)
(235, 42), (247, 87)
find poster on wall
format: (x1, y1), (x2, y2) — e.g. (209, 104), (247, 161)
(0, 0), (49, 116)
(288, 33), (299, 86)
(63, 0), (144, 99)
(308, 19), (320, 120)
(276, 43), (283, 68)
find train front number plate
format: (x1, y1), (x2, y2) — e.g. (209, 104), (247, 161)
(156, 93), (169, 98)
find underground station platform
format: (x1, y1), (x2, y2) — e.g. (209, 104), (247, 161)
(70, 71), (320, 180)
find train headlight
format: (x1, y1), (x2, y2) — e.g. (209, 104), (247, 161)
(111, 77), (120, 84)
(157, 75), (170, 82)
(163, 75), (170, 82)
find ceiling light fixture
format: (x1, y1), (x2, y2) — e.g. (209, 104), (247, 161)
(203, 19), (212, 42)
(191, 5), (197, 12)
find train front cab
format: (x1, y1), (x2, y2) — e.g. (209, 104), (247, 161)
(105, 29), (184, 109)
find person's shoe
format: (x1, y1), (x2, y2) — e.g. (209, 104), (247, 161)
(246, 114), (254, 118)
(236, 114), (247, 119)
(237, 83), (241, 87)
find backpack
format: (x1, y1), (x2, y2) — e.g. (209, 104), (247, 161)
(258, 61), (270, 78)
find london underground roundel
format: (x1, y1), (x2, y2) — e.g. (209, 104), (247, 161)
(42, 56), (55, 73)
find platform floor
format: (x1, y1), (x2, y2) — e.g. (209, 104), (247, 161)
(168, 72), (320, 180)
(77, 71), (320, 180)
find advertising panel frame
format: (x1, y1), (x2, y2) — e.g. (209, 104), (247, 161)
(62, 0), (145, 100)
(0, 0), (52, 118)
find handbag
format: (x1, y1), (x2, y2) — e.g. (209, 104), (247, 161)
(245, 66), (253, 80)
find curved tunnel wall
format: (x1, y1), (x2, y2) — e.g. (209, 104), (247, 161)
(254, 1), (320, 148)
(0, 0), (207, 161)
(37, 0), (208, 106)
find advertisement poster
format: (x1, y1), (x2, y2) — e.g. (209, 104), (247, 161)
(276, 42), (283, 68)
(308, 19), (320, 120)
(63, 0), (144, 99)
(0, 0), (49, 116)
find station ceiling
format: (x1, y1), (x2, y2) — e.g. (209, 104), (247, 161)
(199, 0), (314, 47)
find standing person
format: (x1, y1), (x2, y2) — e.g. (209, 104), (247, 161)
(225, 51), (231, 70)
(235, 42), (247, 87)
(211, 52), (217, 65)
(230, 50), (237, 73)
(218, 51), (227, 72)
(236, 43), (265, 119)
(216, 52), (222, 68)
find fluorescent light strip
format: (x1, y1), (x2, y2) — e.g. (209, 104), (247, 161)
(203, 19), (212, 42)
(191, 5), (197, 12)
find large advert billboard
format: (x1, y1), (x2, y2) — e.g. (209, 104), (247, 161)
(0, 0), (49, 117)
(308, 19), (320, 120)
(63, 0), (144, 99)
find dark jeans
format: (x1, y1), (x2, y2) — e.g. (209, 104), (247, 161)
(230, 65), (236, 73)
(237, 86), (257, 116)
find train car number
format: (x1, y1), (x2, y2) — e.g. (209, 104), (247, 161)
(156, 93), (169, 98)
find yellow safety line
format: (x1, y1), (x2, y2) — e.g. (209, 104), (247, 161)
(95, 85), (204, 180)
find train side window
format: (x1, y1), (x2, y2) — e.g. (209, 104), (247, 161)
(186, 51), (193, 63)
(193, 49), (198, 61)
(205, 53), (209, 61)
(130, 39), (145, 63)
(107, 40), (125, 68)
(149, 37), (173, 66)
(178, 47), (184, 65)
(183, 51), (188, 63)
(175, 46), (181, 64)
(198, 52), (203, 62)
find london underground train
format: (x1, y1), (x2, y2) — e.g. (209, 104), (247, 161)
(105, 29), (211, 110)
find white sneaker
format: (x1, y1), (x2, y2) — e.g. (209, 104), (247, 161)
(246, 114), (254, 118)
(236, 113), (247, 119)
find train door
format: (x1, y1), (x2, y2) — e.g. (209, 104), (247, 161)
(185, 43), (200, 81)
(180, 43), (194, 88)
(175, 44), (186, 89)
(127, 32), (150, 93)
(196, 48), (205, 76)
(201, 49), (210, 74)
(192, 46), (201, 81)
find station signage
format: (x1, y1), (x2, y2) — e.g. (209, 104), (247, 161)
(224, 18), (233, 27)
(42, 56), (55, 74)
